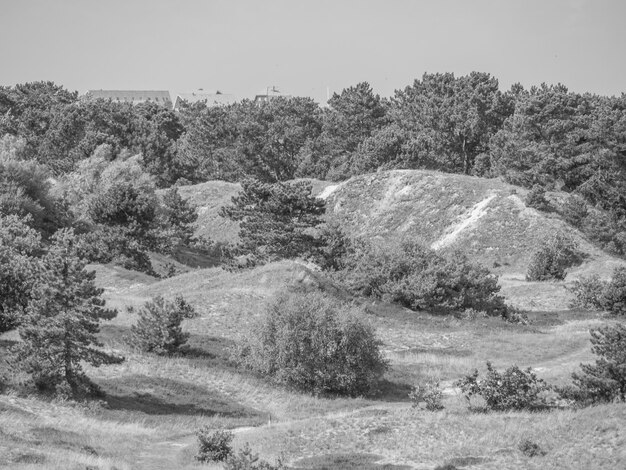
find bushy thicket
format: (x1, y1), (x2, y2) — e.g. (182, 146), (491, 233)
(456, 362), (552, 411)
(337, 239), (506, 316)
(0, 214), (42, 332)
(130, 295), (197, 355)
(569, 267), (626, 315)
(195, 428), (233, 463)
(563, 323), (626, 403)
(525, 184), (550, 211)
(526, 233), (581, 281)
(236, 290), (388, 396)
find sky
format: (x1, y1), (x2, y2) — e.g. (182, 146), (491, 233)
(1, 0), (624, 103)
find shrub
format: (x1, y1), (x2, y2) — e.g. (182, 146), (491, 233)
(236, 290), (388, 396)
(526, 233), (581, 281)
(569, 274), (606, 310)
(603, 267), (626, 315)
(525, 184), (550, 211)
(130, 295), (197, 355)
(224, 443), (284, 470)
(409, 380), (444, 411)
(195, 428), (233, 463)
(561, 194), (588, 227)
(568, 323), (626, 403)
(456, 362), (551, 411)
(338, 239), (506, 316)
(518, 439), (546, 457)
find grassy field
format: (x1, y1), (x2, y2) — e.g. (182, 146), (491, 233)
(1, 169), (625, 469)
(2, 258), (624, 470)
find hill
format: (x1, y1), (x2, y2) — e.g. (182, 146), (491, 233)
(175, 170), (625, 310)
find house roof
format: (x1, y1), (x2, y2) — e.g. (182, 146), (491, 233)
(174, 92), (238, 108)
(254, 86), (291, 100)
(86, 90), (172, 104)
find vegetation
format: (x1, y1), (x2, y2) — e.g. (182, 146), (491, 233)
(409, 380), (444, 411)
(526, 233), (581, 281)
(12, 229), (123, 395)
(456, 362), (551, 411)
(130, 295), (197, 355)
(570, 267), (626, 315)
(236, 290), (388, 396)
(221, 178), (327, 264)
(525, 184), (550, 211)
(0, 214), (42, 332)
(224, 443), (285, 470)
(567, 323), (626, 403)
(195, 428), (234, 463)
(338, 239), (506, 316)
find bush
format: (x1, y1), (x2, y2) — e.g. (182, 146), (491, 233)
(569, 274), (607, 310)
(338, 239), (506, 316)
(525, 184), (550, 211)
(130, 295), (197, 355)
(236, 290), (388, 396)
(568, 323), (626, 403)
(409, 380), (444, 411)
(561, 194), (588, 227)
(603, 267), (626, 315)
(224, 443), (284, 470)
(526, 233), (581, 281)
(456, 362), (551, 411)
(518, 439), (546, 457)
(195, 428), (233, 463)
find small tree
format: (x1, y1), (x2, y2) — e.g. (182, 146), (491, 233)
(569, 323), (626, 403)
(237, 290), (388, 396)
(130, 295), (197, 355)
(220, 179), (326, 263)
(525, 184), (550, 211)
(526, 233), (581, 281)
(14, 229), (123, 395)
(195, 428), (234, 463)
(602, 267), (626, 316)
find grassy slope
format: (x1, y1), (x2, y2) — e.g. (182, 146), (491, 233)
(2, 170), (626, 469)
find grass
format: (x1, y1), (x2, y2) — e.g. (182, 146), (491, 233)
(2, 169), (626, 469)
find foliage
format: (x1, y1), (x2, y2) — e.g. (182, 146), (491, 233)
(518, 439), (546, 457)
(13, 229), (123, 395)
(456, 362), (551, 411)
(0, 214), (42, 332)
(524, 184), (550, 211)
(0, 140), (65, 233)
(409, 380), (444, 411)
(388, 72), (511, 176)
(561, 193), (588, 227)
(526, 233), (581, 281)
(158, 187), (198, 246)
(224, 443), (285, 470)
(602, 267), (626, 315)
(195, 428), (234, 463)
(236, 290), (388, 396)
(338, 239), (506, 316)
(568, 323), (626, 403)
(221, 179), (326, 264)
(130, 295), (197, 355)
(569, 274), (607, 310)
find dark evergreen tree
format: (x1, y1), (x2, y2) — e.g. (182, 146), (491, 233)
(15, 229), (123, 394)
(221, 179), (326, 263)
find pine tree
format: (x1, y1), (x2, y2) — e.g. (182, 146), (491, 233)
(221, 179), (326, 263)
(571, 323), (626, 402)
(15, 229), (123, 395)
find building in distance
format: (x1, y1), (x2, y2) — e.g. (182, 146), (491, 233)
(173, 90), (238, 111)
(254, 86), (291, 103)
(85, 90), (172, 107)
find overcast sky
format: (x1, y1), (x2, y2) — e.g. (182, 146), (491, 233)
(1, 0), (624, 103)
